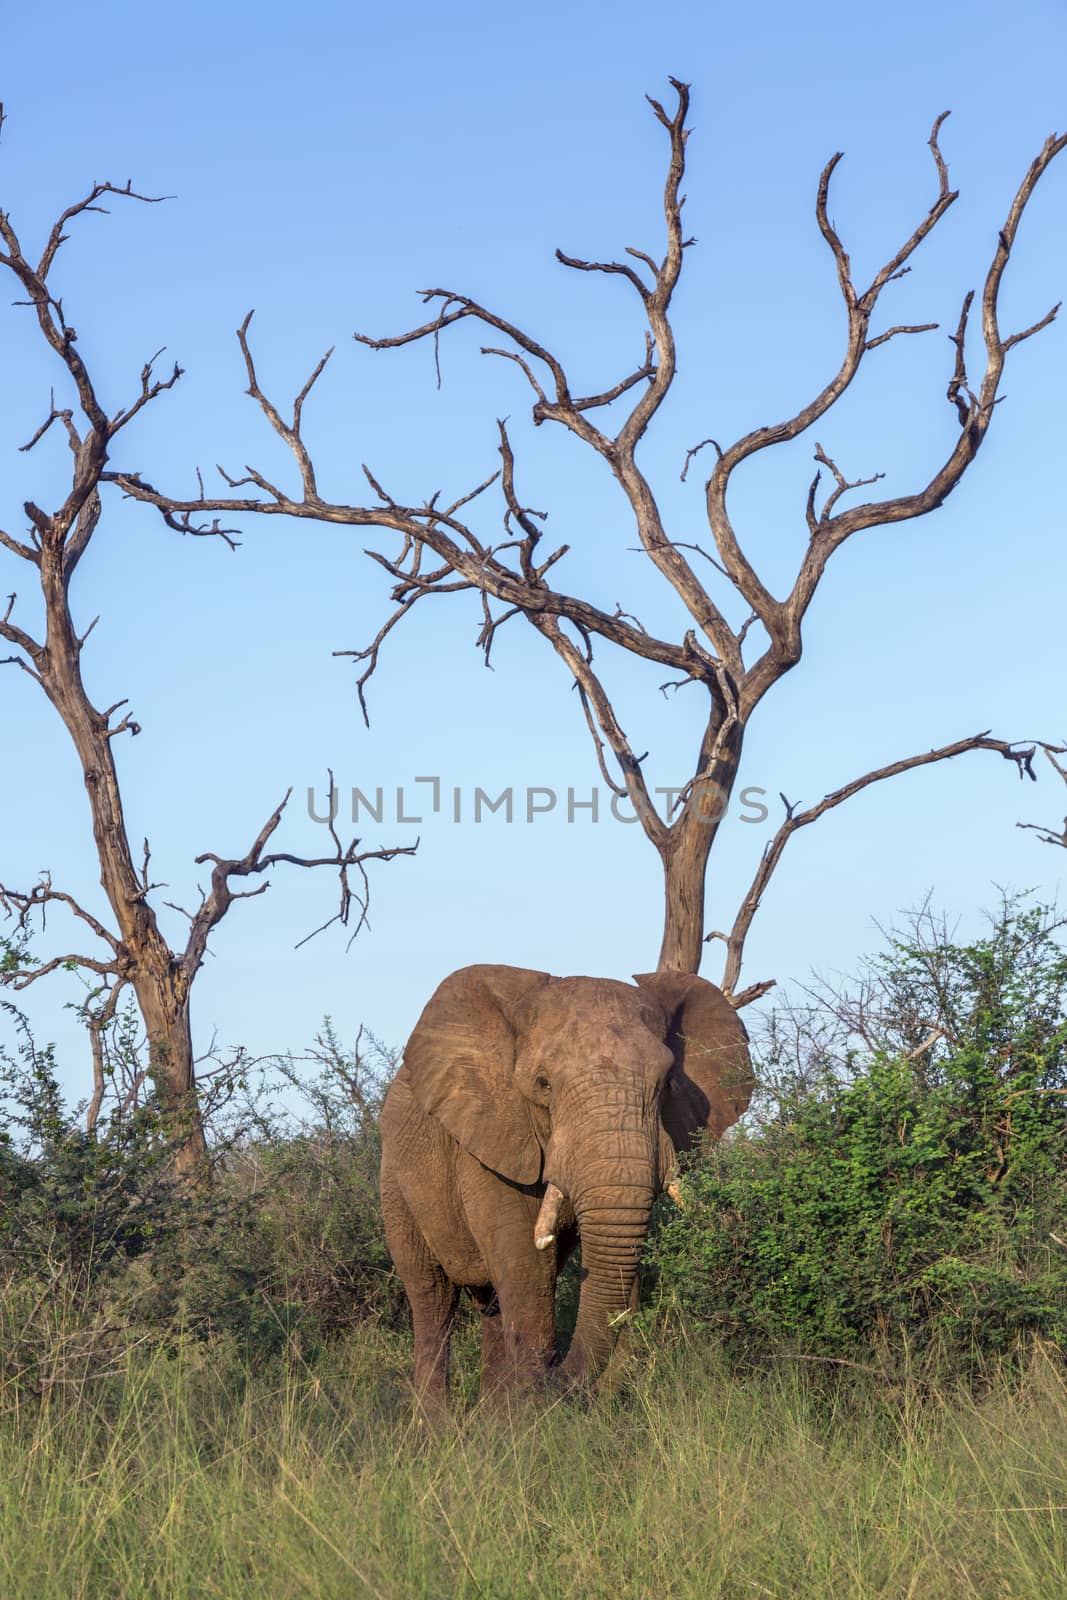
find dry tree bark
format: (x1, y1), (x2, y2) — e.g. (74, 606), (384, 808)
(0, 115), (412, 1181)
(112, 82), (1064, 1001)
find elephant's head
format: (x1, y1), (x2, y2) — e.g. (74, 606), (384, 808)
(402, 963), (752, 1384)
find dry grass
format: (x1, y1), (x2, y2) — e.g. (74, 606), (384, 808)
(1, 1325), (1064, 1598)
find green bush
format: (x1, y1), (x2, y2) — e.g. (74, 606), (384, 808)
(0, 1008), (404, 1402)
(215, 1021), (407, 1341)
(646, 899), (1067, 1373)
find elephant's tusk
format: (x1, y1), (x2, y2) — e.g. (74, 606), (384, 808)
(534, 1182), (565, 1250)
(666, 1179), (686, 1209)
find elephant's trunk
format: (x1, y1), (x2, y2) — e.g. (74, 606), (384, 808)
(561, 1184), (654, 1385)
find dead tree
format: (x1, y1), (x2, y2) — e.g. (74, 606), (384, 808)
(0, 118), (412, 1180)
(114, 82), (1063, 1001)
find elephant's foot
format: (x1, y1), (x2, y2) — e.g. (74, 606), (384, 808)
(541, 1348), (592, 1402)
(474, 1344), (560, 1412)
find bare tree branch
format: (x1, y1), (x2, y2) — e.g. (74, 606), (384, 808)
(0, 873), (121, 953)
(84, 976), (130, 1133)
(182, 777), (415, 980)
(0, 946), (120, 990)
(863, 322), (939, 351)
(714, 733), (1038, 1006)
(530, 615), (668, 848)
(0, 592), (46, 677)
(109, 348), (183, 436)
(555, 245), (652, 303)
(1017, 743), (1067, 847)
(713, 116), (1066, 721)
(233, 311), (334, 502)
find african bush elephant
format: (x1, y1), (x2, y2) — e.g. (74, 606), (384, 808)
(380, 964), (752, 1407)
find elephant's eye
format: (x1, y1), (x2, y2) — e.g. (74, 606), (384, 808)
(534, 1075), (550, 1096)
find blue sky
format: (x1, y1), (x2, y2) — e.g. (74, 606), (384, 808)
(1, 0), (1065, 1098)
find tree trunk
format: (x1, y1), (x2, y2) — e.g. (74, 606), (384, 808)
(656, 722), (744, 974)
(135, 975), (207, 1184)
(658, 813), (717, 973)
(40, 582), (208, 1179)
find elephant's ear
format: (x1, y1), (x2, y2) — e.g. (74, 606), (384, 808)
(403, 964), (552, 1183)
(633, 971), (753, 1151)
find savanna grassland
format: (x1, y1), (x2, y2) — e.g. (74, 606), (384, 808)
(1, 1329), (1066, 1600)
(2, 902), (1066, 1598)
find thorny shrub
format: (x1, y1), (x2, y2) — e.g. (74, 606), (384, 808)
(645, 898), (1067, 1375)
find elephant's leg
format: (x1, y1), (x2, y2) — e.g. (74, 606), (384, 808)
(471, 1279), (554, 1401)
(456, 1164), (558, 1393)
(411, 1266), (459, 1412)
(382, 1178), (458, 1412)
(501, 1292), (557, 1392)
(464, 1248), (560, 1399)
(484, 1246), (558, 1391)
(467, 1286), (507, 1401)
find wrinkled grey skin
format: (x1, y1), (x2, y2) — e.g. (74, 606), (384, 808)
(380, 964), (752, 1407)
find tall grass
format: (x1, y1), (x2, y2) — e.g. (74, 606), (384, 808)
(3, 909), (1065, 1597)
(1, 1327), (1064, 1599)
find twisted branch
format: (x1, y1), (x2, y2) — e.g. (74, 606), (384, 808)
(713, 733), (1038, 1007)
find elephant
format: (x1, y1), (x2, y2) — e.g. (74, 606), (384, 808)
(379, 963), (752, 1407)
